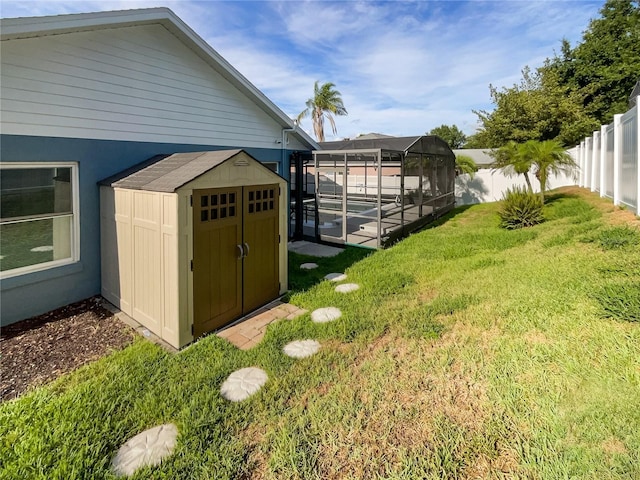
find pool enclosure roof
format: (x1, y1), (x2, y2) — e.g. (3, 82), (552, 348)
(319, 135), (454, 156)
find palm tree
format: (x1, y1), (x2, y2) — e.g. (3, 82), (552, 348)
(454, 154), (478, 179)
(297, 81), (347, 142)
(490, 141), (534, 193)
(527, 140), (578, 201)
(491, 140), (578, 202)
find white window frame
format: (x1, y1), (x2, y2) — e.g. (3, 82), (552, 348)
(0, 162), (80, 279)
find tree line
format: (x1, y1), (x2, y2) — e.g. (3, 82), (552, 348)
(467, 0), (640, 149)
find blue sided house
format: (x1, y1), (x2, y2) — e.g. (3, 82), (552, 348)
(0, 8), (317, 327)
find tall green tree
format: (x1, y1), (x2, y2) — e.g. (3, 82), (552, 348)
(428, 124), (467, 148)
(473, 68), (596, 147)
(474, 0), (639, 147)
(297, 81), (347, 142)
(544, 0), (640, 124)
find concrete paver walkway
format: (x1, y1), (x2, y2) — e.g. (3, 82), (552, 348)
(220, 367), (268, 402)
(111, 424), (178, 477)
(335, 283), (360, 293)
(283, 340), (321, 358)
(217, 300), (307, 350)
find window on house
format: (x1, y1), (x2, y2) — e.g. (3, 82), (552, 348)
(0, 164), (79, 277)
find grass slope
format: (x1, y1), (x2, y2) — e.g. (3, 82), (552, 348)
(1, 188), (639, 479)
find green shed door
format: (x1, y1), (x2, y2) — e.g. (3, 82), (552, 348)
(193, 187), (243, 337)
(243, 185), (279, 313)
(193, 184), (279, 338)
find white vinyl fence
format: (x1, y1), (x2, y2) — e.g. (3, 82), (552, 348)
(453, 149), (576, 205)
(574, 95), (640, 216)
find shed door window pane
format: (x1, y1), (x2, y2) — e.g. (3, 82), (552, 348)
(0, 166), (76, 275)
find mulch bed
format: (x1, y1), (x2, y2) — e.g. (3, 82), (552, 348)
(0, 296), (136, 403)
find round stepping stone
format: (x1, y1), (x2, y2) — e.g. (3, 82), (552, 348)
(311, 307), (342, 323)
(30, 245), (53, 252)
(283, 340), (321, 359)
(325, 272), (347, 282)
(335, 283), (360, 293)
(111, 423), (178, 477)
(220, 367), (268, 402)
(300, 263), (319, 270)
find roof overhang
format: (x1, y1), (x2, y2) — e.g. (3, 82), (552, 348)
(0, 8), (319, 151)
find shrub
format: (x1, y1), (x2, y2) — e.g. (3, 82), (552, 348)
(597, 225), (640, 250)
(498, 187), (544, 229)
(594, 281), (640, 323)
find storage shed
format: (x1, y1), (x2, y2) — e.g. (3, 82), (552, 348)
(100, 149), (287, 349)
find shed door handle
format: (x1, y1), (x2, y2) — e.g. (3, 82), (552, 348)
(236, 244), (244, 259)
(243, 242), (250, 257)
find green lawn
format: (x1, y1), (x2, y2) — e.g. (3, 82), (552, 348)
(0, 219), (54, 271)
(1, 187), (639, 479)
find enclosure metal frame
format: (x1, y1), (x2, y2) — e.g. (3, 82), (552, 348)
(310, 145), (455, 248)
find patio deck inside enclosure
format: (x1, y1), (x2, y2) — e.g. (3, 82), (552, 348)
(292, 136), (456, 248)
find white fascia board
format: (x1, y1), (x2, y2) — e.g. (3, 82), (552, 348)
(0, 8), (319, 151)
(0, 8), (174, 39)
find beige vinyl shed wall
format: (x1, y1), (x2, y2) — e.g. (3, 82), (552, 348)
(100, 150), (288, 349)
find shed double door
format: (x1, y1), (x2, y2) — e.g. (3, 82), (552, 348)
(193, 185), (279, 338)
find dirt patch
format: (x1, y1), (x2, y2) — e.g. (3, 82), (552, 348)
(464, 443), (521, 479)
(524, 329), (551, 345)
(237, 424), (269, 480)
(314, 332), (494, 478)
(0, 296), (135, 402)
(418, 287), (438, 304)
(602, 436), (628, 455)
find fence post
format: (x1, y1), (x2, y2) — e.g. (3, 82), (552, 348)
(578, 140), (584, 186)
(585, 137), (592, 190)
(591, 131), (599, 192)
(580, 137), (589, 187)
(636, 96), (640, 216)
(613, 114), (623, 207)
(600, 124), (607, 197)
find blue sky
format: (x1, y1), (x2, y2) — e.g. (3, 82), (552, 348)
(0, 0), (603, 140)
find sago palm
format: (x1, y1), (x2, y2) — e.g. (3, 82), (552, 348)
(297, 81), (347, 142)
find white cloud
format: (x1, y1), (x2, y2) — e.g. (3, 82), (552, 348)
(1, 0), (603, 139)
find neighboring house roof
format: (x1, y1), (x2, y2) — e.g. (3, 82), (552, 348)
(353, 133), (395, 140)
(453, 149), (495, 167)
(101, 149), (273, 192)
(0, 8), (318, 150)
(319, 135), (453, 156)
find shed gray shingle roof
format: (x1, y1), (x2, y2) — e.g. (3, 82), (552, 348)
(101, 149), (244, 192)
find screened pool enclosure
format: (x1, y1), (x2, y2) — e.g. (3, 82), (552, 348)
(291, 136), (456, 248)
